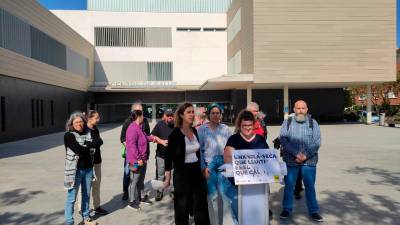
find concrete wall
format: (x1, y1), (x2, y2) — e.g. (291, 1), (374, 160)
(252, 0), (396, 84)
(0, 0), (94, 91)
(0, 75), (87, 143)
(227, 0), (254, 74)
(52, 10), (227, 87)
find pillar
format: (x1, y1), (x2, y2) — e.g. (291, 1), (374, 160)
(284, 85), (289, 119)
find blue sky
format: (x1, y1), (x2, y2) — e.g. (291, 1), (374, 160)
(38, 0), (86, 10)
(40, 0), (399, 48)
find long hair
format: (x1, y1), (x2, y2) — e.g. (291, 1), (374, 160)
(65, 111), (87, 132)
(174, 102), (194, 128)
(234, 109), (255, 133)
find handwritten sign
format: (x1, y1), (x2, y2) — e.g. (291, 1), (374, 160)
(232, 149), (284, 185)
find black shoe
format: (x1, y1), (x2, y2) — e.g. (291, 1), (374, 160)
(127, 202), (141, 211)
(269, 209), (273, 220)
(311, 213), (323, 222)
(295, 192), (302, 200)
(169, 191), (174, 200)
(94, 207), (108, 215)
(140, 195), (153, 205)
(155, 191), (164, 202)
(122, 192), (129, 201)
(280, 210), (290, 219)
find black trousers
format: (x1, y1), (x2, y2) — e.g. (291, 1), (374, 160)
(173, 162), (210, 225)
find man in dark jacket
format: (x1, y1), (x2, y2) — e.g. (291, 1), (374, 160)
(151, 108), (174, 201)
(120, 102), (150, 201)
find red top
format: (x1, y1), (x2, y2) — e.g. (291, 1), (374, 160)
(253, 120), (265, 137)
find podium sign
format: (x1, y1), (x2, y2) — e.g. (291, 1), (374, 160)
(232, 149), (285, 225)
(232, 149), (282, 185)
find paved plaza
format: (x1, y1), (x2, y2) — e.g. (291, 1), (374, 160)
(0, 123), (399, 225)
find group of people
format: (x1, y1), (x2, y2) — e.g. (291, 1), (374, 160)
(63, 99), (323, 225)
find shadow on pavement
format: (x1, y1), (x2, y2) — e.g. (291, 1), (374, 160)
(0, 123), (120, 159)
(345, 166), (400, 191)
(0, 210), (64, 225)
(0, 188), (45, 206)
(92, 193), (127, 220)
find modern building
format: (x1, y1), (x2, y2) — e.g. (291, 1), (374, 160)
(0, 0), (396, 143)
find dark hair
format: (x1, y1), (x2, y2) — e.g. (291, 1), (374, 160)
(207, 103), (222, 120)
(86, 110), (99, 120)
(130, 109), (143, 121)
(175, 102), (194, 128)
(235, 110), (255, 132)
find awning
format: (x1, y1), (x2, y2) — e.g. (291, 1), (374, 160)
(200, 74), (254, 90)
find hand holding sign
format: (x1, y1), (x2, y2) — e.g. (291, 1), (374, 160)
(232, 149), (286, 185)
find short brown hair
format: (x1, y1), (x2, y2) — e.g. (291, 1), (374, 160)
(235, 109), (255, 132)
(174, 102), (194, 128)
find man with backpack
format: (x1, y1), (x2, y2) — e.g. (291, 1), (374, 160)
(279, 100), (323, 222)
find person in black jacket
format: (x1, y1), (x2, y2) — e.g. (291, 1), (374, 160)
(64, 112), (98, 225)
(86, 111), (108, 215)
(163, 102), (210, 225)
(120, 102), (151, 201)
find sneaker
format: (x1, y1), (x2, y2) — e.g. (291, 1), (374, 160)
(311, 213), (323, 222)
(155, 191), (164, 202)
(269, 209), (273, 220)
(83, 218), (98, 225)
(127, 202), (141, 211)
(122, 192), (129, 201)
(169, 191), (174, 200)
(94, 207), (108, 215)
(280, 210), (290, 219)
(140, 195), (153, 205)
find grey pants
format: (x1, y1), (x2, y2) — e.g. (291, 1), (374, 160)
(129, 163), (147, 203)
(156, 156), (165, 182)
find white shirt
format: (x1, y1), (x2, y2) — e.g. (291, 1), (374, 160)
(184, 135), (200, 163)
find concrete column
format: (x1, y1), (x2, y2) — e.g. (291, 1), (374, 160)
(366, 84), (372, 124)
(283, 85), (289, 119)
(246, 84), (252, 105)
(152, 104), (157, 123)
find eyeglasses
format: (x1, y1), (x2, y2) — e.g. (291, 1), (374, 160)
(240, 124), (254, 129)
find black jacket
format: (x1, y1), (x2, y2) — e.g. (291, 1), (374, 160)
(89, 126), (104, 164)
(165, 127), (201, 172)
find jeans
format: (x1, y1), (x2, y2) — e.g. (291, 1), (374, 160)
(156, 156), (165, 182)
(123, 159), (130, 194)
(129, 163), (147, 203)
(65, 167), (93, 225)
(282, 165), (319, 214)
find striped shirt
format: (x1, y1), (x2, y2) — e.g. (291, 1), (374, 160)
(279, 116), (321, 166)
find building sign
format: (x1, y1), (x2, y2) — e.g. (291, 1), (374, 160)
(232, 149), (285, 185)
(109, 81), (177, 89)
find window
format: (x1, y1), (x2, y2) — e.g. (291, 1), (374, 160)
(40, 99), (44, 127)
(31, 99), (35, 128)
(50, 100), (54, 126)
(176, 27), (201, 32)
(1, 97), (5, 132)
(147, 62), (173, 81)
(386, 91), (397, 99)
(203, 27), (226, 32)
(36, 99), (39, 128)
(95, 27), (171, 47)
